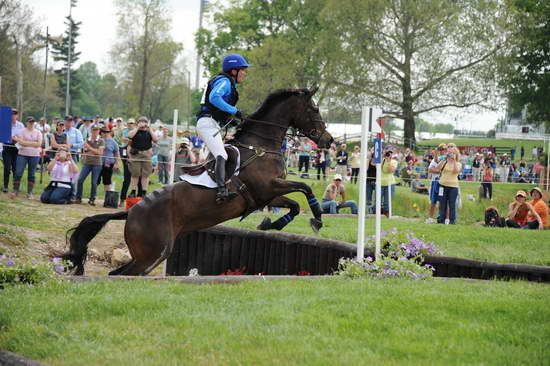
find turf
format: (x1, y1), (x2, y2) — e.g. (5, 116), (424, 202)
(0, 279), (549, 366)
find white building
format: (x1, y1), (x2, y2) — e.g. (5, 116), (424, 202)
(496, 106), (546, 140)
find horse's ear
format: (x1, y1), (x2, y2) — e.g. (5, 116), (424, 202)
(308, 86), (319, 97)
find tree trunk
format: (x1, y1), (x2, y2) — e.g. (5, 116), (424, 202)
(403, 108), (415, 149)
(138, 9), (150, 115)
(15, 39), (23, 114)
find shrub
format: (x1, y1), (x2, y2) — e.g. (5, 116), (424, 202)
(337, 228), (439, 280)
(0, 254), (65, 288)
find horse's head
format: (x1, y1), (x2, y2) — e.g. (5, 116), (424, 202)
(292, 87), (333, 149)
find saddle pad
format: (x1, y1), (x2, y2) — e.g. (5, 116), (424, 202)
(179, 145), (241, 188)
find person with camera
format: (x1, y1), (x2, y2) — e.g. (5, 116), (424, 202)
(41, 149), (79, 204)
(11, 117), (43, 199)
(505, 190), (543, 229)
(196, 53), (250, 203)
(2, 108), (24, 194)
(381, 148), (397, 217)
(173, 137), (197, 182)
(128, 116), (158, 198)
(435, 146), (462, 224)
(156, 127), (172, 185)
(321, 174), (358, 214)
(75, 125), (105, 206)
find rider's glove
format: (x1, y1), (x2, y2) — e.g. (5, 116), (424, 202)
(235, 110), (244, 121)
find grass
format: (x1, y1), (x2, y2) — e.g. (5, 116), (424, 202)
(0, 279), (549, 366)
(225, 214), (550, 266)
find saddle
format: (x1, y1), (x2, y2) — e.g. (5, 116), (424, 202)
(180, 146), (239, 182)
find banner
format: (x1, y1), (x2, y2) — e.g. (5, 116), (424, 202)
(0, 106), (12, 144)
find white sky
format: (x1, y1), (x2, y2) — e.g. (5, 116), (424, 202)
(23, 0), (502, 131)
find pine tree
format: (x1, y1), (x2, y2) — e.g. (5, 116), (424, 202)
(51, 14), (82, 115)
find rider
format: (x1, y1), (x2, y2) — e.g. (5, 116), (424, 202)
(196, 53), (250, 204)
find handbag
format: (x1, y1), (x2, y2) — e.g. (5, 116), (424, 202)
(104, 190), (120, 208)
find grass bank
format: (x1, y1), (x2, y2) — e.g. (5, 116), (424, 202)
(0, 279), (549, 366)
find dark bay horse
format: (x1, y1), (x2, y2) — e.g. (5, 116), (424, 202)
(62, 87), (333, 275)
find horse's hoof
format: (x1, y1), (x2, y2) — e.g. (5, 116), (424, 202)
(310, 218), (323, 233)
(257, 217), (272, 231)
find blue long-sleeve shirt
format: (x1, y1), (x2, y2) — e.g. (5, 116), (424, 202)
(208, 77), (238, 115)
(65, 127), (84, 152)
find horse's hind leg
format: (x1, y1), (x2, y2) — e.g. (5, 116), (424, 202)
(258, 196), (300, 231)
(109, 260), (135, 276)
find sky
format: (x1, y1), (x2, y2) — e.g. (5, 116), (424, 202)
(23, 0), (502, 131)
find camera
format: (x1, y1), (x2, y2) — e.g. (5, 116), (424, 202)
(447, 153), (454, 159)
(59, 151), (67, 159)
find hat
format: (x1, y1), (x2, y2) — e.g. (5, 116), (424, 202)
(333, 174), (343, 181)
(25, 117), (36, 123)
(178, 137), (190, 145)
(11, 108), (18, 114)
(516, 190), (527, 198)
(83, 117), (92, 121)
(64, 115), (73, 121)
(100, 127), (111, 133)
(437, 143), (447, 150)
(116, 117), (123, 121)
(138, 116), (149, 122)
(91, 124), (101, 130)
(127, 118), (136, 124)
(530, 187), (543, 197)
(385, 147), (394, 153)
(95, 115), (100, 118)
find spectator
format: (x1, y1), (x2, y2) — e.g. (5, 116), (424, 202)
(63, 116), (84, 162)
(75, 125), (104, 206)
(350, 145), (361, 184)
(472, 153), (483, 181)
(128, 116), (158, 197)
(11, 117), (42, 199)
(481, 160), (493, 200)
(315, 148), (328, 181)
(173, 137), (197, 182)
(36, 117), (50, 134)
(98, 128), (120, 192)
(321, 174), (358, 214)
(527, 187), (548, 229)
(520, 145), (525, 160)
(335, 144), (348, 177)
(411, 175), (429, 195)
(157, 127), (172, 185)
(78, 117), (90, 141)
(506, 190), (544, 229)
(400, 160), (413, 187)
(366, 149), (376, 206)
(119, 118), (135, 201)
(381, 148), (397, 217)
(426, 144), (447, 223)
(298, 138), (312, 174)
(533, 161), (542, 183)
(511, 146), (516, 161)
(41, 150), (79, 204)
(499, 153), (510, 182)
(2, 108), (24, 193)
(532, 146), (538, 160)
(49, 121), (70, 159)
(436, 146), (461, 224)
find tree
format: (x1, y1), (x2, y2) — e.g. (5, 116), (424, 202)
(112, 0), (184, 118)
(51, 14), (82, 115)
(502, 0), (550, 128)
(196, 0), (335, 109)
(322, 0), (509, 148)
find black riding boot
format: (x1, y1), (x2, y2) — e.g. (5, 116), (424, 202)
(215, 156), (237, 204)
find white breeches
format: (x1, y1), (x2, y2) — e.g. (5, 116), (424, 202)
(196, 116), (227, 160)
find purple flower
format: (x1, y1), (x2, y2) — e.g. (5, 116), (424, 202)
(366, 256), (373, 262)
(55, 265), (64, 274)
(390, 228), (398, 235)
(52, 257), (62, 264)
(380, 231), (387, 238)
(6, 258), (15, 267)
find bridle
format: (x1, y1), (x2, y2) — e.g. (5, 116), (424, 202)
(235, 115), (328, 143)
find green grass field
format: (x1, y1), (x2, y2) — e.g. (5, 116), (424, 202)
(1, 279), (549, 366)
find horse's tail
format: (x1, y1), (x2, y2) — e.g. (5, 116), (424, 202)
(62, 211), (128, 275)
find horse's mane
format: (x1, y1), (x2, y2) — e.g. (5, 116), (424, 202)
(249, 88), (309, 120)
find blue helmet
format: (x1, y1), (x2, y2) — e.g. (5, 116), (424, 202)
(222, 53), (251, 73)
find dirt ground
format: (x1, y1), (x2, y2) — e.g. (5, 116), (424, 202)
(0, 193), (143, 276)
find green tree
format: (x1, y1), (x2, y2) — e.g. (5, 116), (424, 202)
(503, 0), (550, 128)
(196, 0), (334, 110)
(50, 14), (82, 115)
(322, 0), (509, 148)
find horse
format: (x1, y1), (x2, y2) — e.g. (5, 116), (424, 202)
(61, 87), (333, 276)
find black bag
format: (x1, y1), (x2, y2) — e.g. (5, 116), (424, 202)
(104, 190), (120, 208)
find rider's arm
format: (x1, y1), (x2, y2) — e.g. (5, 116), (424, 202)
(208, 78), (238, 115)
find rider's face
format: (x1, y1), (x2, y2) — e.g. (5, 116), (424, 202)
(236, 68), (247, 83)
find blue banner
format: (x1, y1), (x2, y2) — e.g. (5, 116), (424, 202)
(0, 106), (12, 144)
(374, 137), (382, 164)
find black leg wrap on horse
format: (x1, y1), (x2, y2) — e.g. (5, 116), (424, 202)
(307, 195), (323, 220)
(271, 213), (295, 230)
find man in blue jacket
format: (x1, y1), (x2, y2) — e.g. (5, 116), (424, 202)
(196, 53), (250, 203)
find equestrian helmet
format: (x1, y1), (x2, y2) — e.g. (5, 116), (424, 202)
(222, 53), (251, 72)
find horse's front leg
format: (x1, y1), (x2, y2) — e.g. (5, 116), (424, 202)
(270, 178), (323, 232)
(257, 196), (300, 231)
